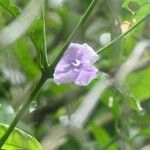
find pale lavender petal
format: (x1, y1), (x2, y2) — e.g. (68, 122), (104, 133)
(54, 68), (75, 85)
(81, 43), (99, 64)
(74, 64), (98, 86)
(63, 43), (83, 62)
(53, 58), (74, 84)
(54, 59), (71, 74)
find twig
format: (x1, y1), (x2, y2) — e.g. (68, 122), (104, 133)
(97, 14), (150, 54)
(49, 0), (99, 70)
(41, 0), (49, 68)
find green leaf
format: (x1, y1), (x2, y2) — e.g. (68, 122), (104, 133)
(0, 123), (42, 150)
(0, 0), (20, 17)
(29, 19), (45, 67)
(102, 86), (142, 114)
(135, 4), (150, 20)
(30, 19), (44, 54)
(124, 95), (143, 114)
(91, 124), (118, 150)
(126, 67), (150, 101)
(114, 82), (143, 114)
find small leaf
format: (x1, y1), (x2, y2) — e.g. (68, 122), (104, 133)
(114, 82), (143, 114)
(30, 19), (44, 55)
(29, 19), (45, 67)
(124, 95), (143, 114)
(0, 123), (42, 150)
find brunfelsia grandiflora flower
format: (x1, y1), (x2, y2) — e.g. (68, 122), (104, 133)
(53, 43), (99, 86)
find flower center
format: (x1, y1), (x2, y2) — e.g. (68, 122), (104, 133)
(72, 59), (81, 67)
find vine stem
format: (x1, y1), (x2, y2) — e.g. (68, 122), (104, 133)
(0, 75), (47, 148)
(49, 0), (99, 69)
(97, 14), (150, 54)
(41, 0), (49, 68)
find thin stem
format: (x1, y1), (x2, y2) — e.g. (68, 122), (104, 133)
(0, 75), (47, 148)
(97, 14), (150, 54)
(41, 0), (49, 68)
(49, 0), (98, 69)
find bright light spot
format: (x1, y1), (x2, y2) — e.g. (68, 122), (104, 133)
(108, 96), (113, 108)
(7, 105), (14, 114)
(29, 101), (37, 113)
(121, 21), (131, 33)
(99, 33), (111, 46)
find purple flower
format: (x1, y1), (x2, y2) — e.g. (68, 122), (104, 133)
(53, 43), (99, 86)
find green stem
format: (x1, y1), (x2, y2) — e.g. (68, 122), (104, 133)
(0, 75), (47, 148)
(97, 14), (150, 54)
(49, 0), (98, 69)
(41, 0), (49, 68)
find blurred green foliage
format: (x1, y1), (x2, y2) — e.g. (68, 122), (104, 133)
(0, 0), (150, 149)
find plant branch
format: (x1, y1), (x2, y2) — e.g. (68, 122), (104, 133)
(97, 14), (150, 54)
(41, 0), (49, 68)
(49, 0), (99, 70)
